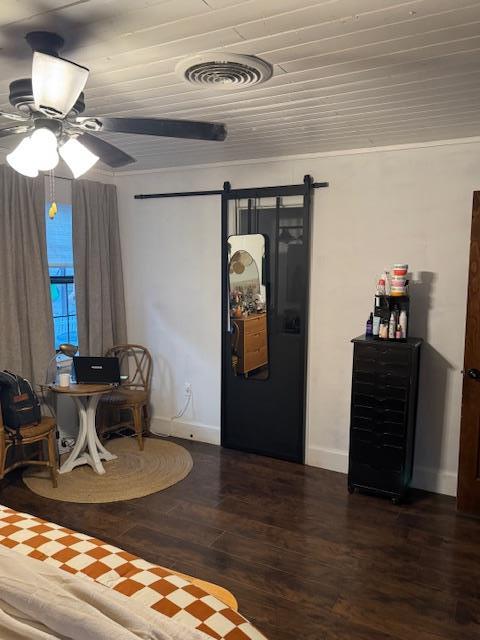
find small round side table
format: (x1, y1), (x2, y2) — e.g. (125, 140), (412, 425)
(49, 384), (117, 475)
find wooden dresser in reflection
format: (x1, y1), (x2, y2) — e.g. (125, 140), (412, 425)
(232, 313), (268, 376)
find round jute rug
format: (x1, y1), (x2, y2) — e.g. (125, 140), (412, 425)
(23, 437), (193, 503)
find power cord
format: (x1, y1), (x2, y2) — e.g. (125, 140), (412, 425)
(155, 387), (192, 438)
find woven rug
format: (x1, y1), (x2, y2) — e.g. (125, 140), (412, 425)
(23, 437), (193, 503)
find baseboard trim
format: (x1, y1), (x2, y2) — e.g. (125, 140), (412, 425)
(151, 416), (220, 445)
(412, 466), (457, 497)
(306, 445), (348, 473)
(306, 445), (457, 497)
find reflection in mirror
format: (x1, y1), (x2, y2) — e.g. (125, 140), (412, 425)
(228, 234), (268, 380)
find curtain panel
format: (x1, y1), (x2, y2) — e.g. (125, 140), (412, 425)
(0, 165), (54, 386)
(72, 180), (127, 356)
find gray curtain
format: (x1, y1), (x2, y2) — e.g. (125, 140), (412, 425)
(0, 165), (54, 386)
(72, 179), (127, 356)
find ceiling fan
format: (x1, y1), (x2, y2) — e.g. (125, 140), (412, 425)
(1, 31), (227, 178)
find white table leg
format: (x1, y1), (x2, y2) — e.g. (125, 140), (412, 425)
(88, 395), (117, 466)
(85, 394), (105, 474)
(59, 397), (88, 474)
(59, 394), (117, 475)
(93, 430), (117, 462)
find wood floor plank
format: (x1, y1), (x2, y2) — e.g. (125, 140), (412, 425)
(117, 524), (339, 611)
(127, 508), (225, 547)
(1, 437), (479, 640)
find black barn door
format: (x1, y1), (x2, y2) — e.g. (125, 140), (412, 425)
(221, 179), (313, 463)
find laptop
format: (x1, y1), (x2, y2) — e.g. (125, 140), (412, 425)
(73, 356), (121, 385)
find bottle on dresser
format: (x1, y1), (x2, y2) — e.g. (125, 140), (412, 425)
(365, 313), (373, 337)
(388, 312), (396, 339)
(379, 320), (388, 340)
(399, 309), (408, 339)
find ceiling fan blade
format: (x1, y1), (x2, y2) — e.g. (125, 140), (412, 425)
(0, 125), (33, 138)
(79, 133), (136, 169)
(0, 111), (31, 122)
(32, 51), (89, 117)
(76, 117), (227, 141)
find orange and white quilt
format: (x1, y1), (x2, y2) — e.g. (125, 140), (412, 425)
(0, 504), (266, 640)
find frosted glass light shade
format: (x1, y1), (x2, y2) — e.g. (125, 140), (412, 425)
(59, 138), (99, 178)
(32, 51), (89, 116)
(30, 127), (59, 171)
(6, 138), (39, 177)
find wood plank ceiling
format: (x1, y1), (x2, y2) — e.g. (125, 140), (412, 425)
(1, 0), (480, 171)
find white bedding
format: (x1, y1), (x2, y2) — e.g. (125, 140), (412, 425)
(0, 546), (209, 640)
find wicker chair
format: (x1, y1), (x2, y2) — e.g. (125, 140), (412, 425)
(0, 410), (57, 488)
(98, 344), (152, 450)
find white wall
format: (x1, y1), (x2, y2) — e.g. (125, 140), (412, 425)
(116, 189), (221, 442)
(115, 138), (480, 496)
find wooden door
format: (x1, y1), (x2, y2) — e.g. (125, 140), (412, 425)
(458, 191), (480, 514)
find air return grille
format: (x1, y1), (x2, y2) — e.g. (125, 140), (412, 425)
(176, 53), (273, 89)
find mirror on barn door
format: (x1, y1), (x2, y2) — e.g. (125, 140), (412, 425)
(228, 234), (269, 380)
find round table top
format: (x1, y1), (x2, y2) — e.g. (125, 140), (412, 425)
(47, 383), (115, 397)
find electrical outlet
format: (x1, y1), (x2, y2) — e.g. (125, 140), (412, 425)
(184, 382), (192, 396)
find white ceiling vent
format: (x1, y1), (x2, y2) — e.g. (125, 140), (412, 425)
(176, 52), (273, 90)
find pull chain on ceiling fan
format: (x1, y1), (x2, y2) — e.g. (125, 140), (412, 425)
(1, 31), (227, 178)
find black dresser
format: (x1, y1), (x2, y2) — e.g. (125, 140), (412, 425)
(348, 336), (422, 503)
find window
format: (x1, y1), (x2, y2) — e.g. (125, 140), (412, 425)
(45, 201), (78, 348)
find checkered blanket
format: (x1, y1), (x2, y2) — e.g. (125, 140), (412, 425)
(0, 505), (266, 640)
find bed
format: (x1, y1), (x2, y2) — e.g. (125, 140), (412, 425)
(0, 504), (266, 640)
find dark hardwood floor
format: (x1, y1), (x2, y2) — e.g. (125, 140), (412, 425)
(1, 438), (480, 640)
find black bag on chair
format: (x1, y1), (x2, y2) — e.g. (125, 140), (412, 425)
(0, 371), (41, 431)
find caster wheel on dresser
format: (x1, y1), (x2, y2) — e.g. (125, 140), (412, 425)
(391, 497), (401, 505)
(348, 485), (355, 494)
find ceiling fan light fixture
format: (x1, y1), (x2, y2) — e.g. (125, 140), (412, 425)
(30, 127), (59, 171)
(32, 51), (89, 116)
(59, 137), (99, 178)
(6, 137), (39, 177)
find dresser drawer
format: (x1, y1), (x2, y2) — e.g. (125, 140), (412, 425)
(244, 315), (267, 335)
(352, 393), (376, 408)
(376, 413), (407, 437)
(351, 411), (407, 438)
(353, 355), (376, 373)
(376, 396), (406, 413)
(377, 345), (411, 365)
(351, 413), (375, 430)
(352, 404), (376, 420)
(353, 370), (376, 385)
(382, 432), (406, 447)
(376, 362), (412, 380)
(349, 460), (403, 493)
(376, 371), (410, 387)
(352, 381), (376, 396)
(244, 329), (267, 352)
(350, 438), (404, 472)
(244, 345), (268, 371)
(354, 344), (378, 360)
(352, 393), (406, 416)
(353, 377), (408, 401)
(351, 405), (376, 431)
(376, 383), (408, 401)
(381, 407), (406, 424)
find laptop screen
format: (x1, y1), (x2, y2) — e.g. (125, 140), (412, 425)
(73, 357), (121, 385)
